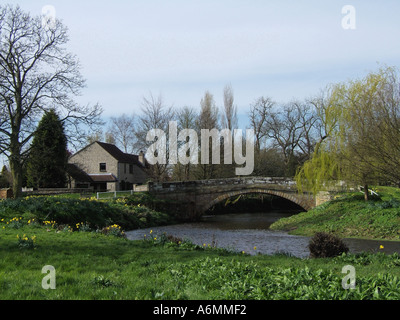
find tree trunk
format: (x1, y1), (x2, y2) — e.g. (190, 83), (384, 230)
(9, 157), (23, 198)
(364, 184), (369, 202)
(9, 130), (24, 198)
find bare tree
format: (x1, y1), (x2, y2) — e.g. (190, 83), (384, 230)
(86, 130), (104, 145)
(0, 5), (102, 197)
(134, 92), (175, 181)
(292, 100), (318, 162)
(107, 113), (136, 153)
(264, 102), (305, 176)
(248, 96), (274, 153)
(172, 106), (198, 181)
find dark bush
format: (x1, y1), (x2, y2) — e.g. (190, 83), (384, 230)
(308, 232), (349, 258)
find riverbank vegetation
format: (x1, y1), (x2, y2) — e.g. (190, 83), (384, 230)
(1, 213), (400, 300)
(270, 186), (400, 241)
(0, 194), (175, 232)
(0, 192), (400, 300)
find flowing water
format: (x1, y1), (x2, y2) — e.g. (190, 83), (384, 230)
(125, 211), (400, 258)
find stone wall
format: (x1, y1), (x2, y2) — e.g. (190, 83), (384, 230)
(315, 191), (336, 207)
(118, 162), (148, 186)
(149, 177), (297, 193)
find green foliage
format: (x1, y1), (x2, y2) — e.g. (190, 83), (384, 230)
(92, 275), (116, 288)
(296, 66), (400, 196)
(0, 218), (399, 300)
(334, 252), (400, 268)
(5, 216), (25, 229)
(142, 231), (237, 255)
(164, 257), (400, 300)
(295, 148), (341, 195)
(0, 165), (11, 188)
(26, 110), (68, 189)
(0, 196), (174, 231)
(100, 224), (126, 238)
(16, 234), (37, 250)
(271, 187), (400, 240)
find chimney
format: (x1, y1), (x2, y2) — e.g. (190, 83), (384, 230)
(138, 151), (145, 166)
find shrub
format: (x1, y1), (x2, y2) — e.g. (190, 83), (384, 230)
(308, 232), (349, 258)
(17, 234), (37, 250)
(100, 224), (126, 238)
(6, 217), (24, 229)
(0, 196), (175, 232)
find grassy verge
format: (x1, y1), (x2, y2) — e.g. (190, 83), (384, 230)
(1, 192), (400, 300)
(270, 186), (400, 241)
(1, 220), (400, 300)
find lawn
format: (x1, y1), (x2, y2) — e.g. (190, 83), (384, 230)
(1, 192), (400, 300)
(1, 215), (400, 300)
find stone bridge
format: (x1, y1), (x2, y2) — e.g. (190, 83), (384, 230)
(148, 177), (328, 220)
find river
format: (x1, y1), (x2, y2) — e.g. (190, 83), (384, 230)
(125, 211), (400, 258)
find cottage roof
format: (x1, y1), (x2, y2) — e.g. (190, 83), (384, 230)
(96, 142), (144, 166)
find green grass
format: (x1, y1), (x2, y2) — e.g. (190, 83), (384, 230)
(1, 192), (400, 300)
(270, 186), (400, 241)
(1, 220), (400, 300)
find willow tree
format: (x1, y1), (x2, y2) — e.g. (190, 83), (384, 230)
(351, 66), (400, 185)
(296, 66), (400, 201)
(0, 5), (102, 197)
(295, 85), (343, 196)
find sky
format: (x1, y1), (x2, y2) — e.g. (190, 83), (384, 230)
(8, 0), (400, 127)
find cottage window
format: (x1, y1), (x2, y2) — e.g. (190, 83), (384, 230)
(100, 163), (107, 172)
(129, 164), (134, 174)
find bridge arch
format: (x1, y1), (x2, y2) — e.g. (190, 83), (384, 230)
(202, 189), (310, 213)
(148, 177), (318, 220)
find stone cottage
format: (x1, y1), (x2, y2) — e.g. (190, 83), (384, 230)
(67, 141), (148, 192)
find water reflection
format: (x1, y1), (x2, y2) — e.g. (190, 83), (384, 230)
(125, 211), (400, 258)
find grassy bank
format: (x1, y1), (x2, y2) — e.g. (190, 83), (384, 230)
(0, 193), (175, 231)
(1, 193), (400, 300)
(270, 186), (400, 241)
(1, 219), (400, 300)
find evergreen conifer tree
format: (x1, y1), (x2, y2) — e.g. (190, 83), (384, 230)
(27, 110), (68, 188)
(0, 165), (11, 188)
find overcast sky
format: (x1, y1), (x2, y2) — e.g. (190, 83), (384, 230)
(11, 0), (400, 124)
